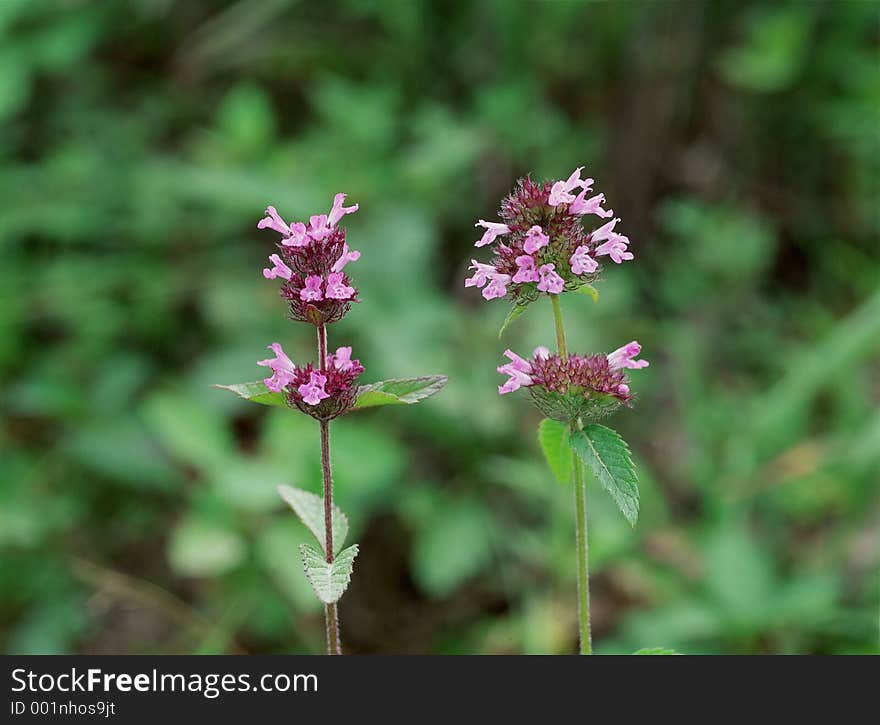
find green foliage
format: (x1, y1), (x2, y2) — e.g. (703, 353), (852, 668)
(411, 503), (492, 597)
(168, 516), (247, 578)
(213, 381), (285, 407)
(571, 425), (639, 526)
(538, 419), (572, 486)
(1, 0), (876, 656)
(299, 544), (359, 605)
(277, 485), (349, 557)
(353, 376), (448, 409)
(573, 284), (599, 303)
(718, 7), (813, 93)
(498, 302), (532, 339)
(633, 647), (680, 655)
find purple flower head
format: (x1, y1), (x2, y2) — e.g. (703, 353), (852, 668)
(287, 355), (365, 420)
(257, 342), (298, 392)
(607, 341), (649, 370)
(258, 194), (361, 325)
(257, 343), (365, 420)
(465, 167), (632, 304)
(523, 225), (550, 254)
(474, 220), (511, 247)
(512, 254), (540, 283)
(496, 346), (647, 422)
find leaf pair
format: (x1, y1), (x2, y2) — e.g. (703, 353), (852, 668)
(278, 484), (357, 605)
(538, 419), (640, 526)
(215, 376), (447, 410)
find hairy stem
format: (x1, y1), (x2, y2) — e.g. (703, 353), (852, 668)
(317, 324), (342, 655)
(549, 292), (592, 652)
(550, 294), (568, 363)
(572, 439), (592, 654)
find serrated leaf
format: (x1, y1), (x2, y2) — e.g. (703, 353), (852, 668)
(498, 303), (532, 339)
(277, 485), (349, 556)
(571, 424), (639, 526)
(633, 647), (681, 655)
(213, 381), (285, 407)
(299, 543), (359, 604)
(353, 376), (447, 410)
(537, 418), (571, 486)
(574, 284), (599, 303)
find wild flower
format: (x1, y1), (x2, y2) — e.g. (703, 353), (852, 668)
(469, 166), (649, 655)
(218, 193), (446, 655)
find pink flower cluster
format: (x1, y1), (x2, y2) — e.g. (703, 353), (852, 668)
(258, 194), (360, 325)
(497, 341), (648, 401)
(465, 168), (633, 303)
(258, 342), (364, 420)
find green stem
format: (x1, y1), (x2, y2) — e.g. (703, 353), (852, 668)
(550, 294), (568, 363)
(317, 323), (342, 655)
(572, 439), (592, 654)
(549, 292), (591, 653)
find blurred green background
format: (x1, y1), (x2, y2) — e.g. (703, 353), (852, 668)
(1, 0), (878, 655)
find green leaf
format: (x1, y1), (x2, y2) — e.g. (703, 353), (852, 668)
(353, 376), (447, 410)
(633, 647), (681, 655)
(213, 381), (285, 407)
(498, 303), (531, 339)
(277, 484), (349, 556)
(537, 418), (571, 485)
(571, 424), (639, 526)
(574, 284), (599, 303)
(299, 543), (359, 604)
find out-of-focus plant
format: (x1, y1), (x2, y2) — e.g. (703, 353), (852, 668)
(217, 196), (445, 653)
(465, 168), (651, 654)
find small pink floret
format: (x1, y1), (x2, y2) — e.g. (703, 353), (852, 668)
(523, 225), (549, 254)
(512, 254), (540, 283)
(300, 275), (324, 301)
(298, 371), (330, 406)
(482, 273), (511, 300)
(474, 220), (511, 248)
(257, 342), (297, 392)
(537, 264), (564, 294)
(324, 272), (355, 300)
(263, 253), (293, 281)
(570, 245), (598, 275)
(607, 341), (649, 370)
